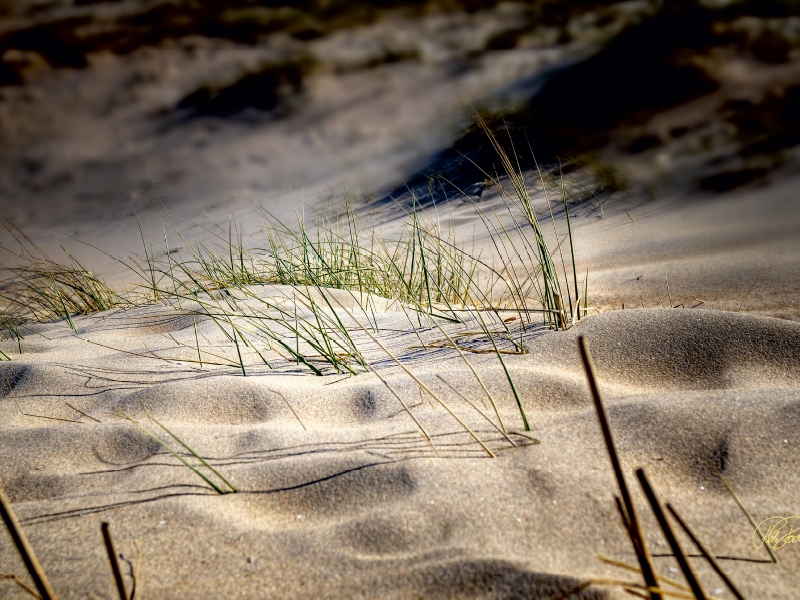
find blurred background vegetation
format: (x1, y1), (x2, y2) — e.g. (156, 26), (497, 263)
(1, 0), (799, 226)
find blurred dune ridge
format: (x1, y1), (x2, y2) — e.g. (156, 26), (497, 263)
(5, 0), (800, 232)
(0, 1), (800, 226)
(0, 0), (643, 225)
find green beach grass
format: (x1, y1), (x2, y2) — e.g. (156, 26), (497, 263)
(1, 138), (589, 439)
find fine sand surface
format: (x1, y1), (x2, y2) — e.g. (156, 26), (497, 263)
(2, 193), (800, 599)
(3, 3), (800, 598)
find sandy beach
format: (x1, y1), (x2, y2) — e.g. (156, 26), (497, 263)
(2, 175), (800, 598)
(2, 1), (800, 599)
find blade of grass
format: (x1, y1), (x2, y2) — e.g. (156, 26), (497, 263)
(329, 293), (496, 458)
(115, 410), (232, 495)
(146, 412), (237, 493)
(0, 486), (57, 600)
(436, 375), (515, 445)
(707, 460), (777, 564)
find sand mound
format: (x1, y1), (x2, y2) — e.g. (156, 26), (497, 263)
(1, 304), (798, 598)
(566, 309), (800, 390)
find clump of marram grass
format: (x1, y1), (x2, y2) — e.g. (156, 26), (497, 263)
(468, 114), (585, 330)
(1, 131), (586, 333)
(117, 148), (583, 430)
(0, 133), (592, 437)
(0, 221), (125, 330)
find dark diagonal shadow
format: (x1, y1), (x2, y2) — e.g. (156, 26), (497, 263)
(79, 429), (537, 476)
(241, 460), (395, 496)
(651, 553), (773, 564)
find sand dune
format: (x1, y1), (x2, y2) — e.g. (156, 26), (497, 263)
(2, 295), (798, 598)
(2, 3), (800, 597)
(1, 161), (799, 599)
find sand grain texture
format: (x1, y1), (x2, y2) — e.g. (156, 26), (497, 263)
(2, 2), (800, 596)
(1, 298), (799, 598)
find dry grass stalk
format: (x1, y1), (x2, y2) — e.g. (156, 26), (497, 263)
(13, 399), (81, 424)
(665, 503), (748, 600)
(266, 388), (306, 431)
(64, 402), (101, 423)
(598, 554), (692, 593)
(636, 469), (708, 600)
(707, 460), (777, 564)
(5, 377), (81, 424)
(115, 409), (237, 495)
(577, 336), (661, 600)
(546, 578), (699, 600)
(0, 573), (41, 599)
(0, 487), (57, 600)
(101, 522), (128, 600)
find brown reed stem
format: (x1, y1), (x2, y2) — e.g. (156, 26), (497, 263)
(101, 522), (128, 600)
(0, 573), (41, 599)
(0, 487), (57, 600)
(577, 336), (660, 600)
(636, 469), (707, 600)
(598, 553), (692, 593)
(666, 503), (747, 600)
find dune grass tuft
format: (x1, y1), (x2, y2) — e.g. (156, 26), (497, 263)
(1, 135), (593, 437)
(0, 221), (124, 330)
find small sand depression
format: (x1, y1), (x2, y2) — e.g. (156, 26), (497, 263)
(1, 298), (799, 598)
